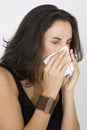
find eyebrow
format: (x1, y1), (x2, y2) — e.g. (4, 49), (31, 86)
(51, 37), (72, 41)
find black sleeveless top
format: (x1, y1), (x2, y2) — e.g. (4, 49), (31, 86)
(0, 64), (63, 130)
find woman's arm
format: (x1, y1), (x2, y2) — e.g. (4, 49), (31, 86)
(0, 68), (52, 130)
(61, 50), (80, 130)
(61, 91), (80, 130)
(0, 50), (71, 130)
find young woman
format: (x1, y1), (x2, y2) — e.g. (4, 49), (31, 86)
(0, 4), (82, 130)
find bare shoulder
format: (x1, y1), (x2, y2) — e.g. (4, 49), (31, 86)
(0, 66), (24, 130)
(0, 66), (18, 96)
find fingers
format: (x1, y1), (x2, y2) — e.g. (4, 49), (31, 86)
(45, 49), (67, 70)
(56, 52), (70, 71)
(45, 49), (71, 78)
(70, 49), (78, 66)
(52, 50), (69, 70)
(70, 49), (80, 75)
(59, 59), (71, 76)
(62, 76), (70, 88)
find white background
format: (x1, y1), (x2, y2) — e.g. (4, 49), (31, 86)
(0, 0), (87, 130)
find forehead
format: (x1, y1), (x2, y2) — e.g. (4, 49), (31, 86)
(44, 20), (72, 38)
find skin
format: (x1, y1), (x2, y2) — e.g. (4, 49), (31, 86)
(43, 20), (72, 58)
(42, 20), (73, 98)
(0, 20), (80, 130)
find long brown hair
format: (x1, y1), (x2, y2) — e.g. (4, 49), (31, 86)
(0, 4), (83, 85)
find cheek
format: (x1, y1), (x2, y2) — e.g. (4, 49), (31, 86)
(43, 44), (61, 58)
(43, 48), (52, 58)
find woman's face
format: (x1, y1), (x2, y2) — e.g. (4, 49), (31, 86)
(43, 20), (72, 58)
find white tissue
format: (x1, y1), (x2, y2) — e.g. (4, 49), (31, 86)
(43, 46), (74, 76)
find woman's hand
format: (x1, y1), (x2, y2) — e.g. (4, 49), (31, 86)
(42, 50), (71, 99)
(62, 49), (80, 93)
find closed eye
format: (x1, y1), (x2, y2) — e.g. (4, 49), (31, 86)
(50, 38), (61, 44)
(52, 41), (60, 44)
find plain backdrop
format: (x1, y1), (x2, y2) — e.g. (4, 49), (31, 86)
(0, 0), (87, 130)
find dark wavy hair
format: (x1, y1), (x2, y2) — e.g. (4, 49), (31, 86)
(0, 4), (83, 85)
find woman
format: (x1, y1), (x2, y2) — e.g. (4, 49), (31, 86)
(0, 4), (82, 130)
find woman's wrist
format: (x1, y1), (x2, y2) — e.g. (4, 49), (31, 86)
(36, 95), (56, 114)
(62, 89), (74, 97)
(62, 90), (74, 106)
(42, 90), (58, 100)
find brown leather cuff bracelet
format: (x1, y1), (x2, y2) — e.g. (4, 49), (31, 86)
(36, 95), (56, 114)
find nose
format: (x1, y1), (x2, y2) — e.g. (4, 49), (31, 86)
(60, 41), (69, 50)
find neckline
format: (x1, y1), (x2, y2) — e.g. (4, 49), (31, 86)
(19, 81), (35, 108)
